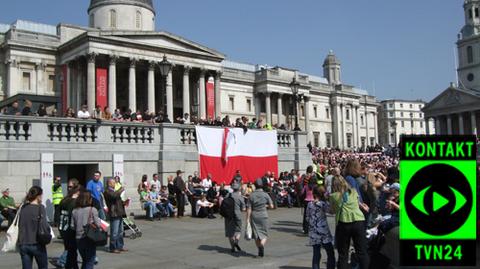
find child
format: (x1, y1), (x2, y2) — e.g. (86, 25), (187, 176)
(306, 186), (335, 269)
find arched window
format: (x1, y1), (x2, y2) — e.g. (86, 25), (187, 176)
(110, 9), (117, 28)
(467, 46), (474, 63)
(136, 11), (142, 29)
(89, 13), (95, 27)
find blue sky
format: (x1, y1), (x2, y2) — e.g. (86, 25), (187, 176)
(0, 0), (464, 101)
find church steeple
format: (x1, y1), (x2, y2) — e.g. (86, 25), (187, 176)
(462, 0), (480, 38)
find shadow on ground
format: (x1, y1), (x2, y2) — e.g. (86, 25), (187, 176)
(197, 245), (256, 258)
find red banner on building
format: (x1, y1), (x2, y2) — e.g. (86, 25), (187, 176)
(96, 68), (108, 109)
(206, 77), (215, 119)
(61, 65), (68, 113)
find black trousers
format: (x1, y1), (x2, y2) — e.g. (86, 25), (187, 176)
(197, 207), (213, 218)
(53, 205), (60, 226)
(176, 192), (185, 216)
(302, 202), (309, 233)
(335, 221), (369, 269)
(2, 208), (17, 227)
(61, 230), (79, 269)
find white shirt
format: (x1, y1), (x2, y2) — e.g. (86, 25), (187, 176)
(196, 199), (212, 214)
(150, 179), (161, 192)
(202, 178), (212, 191)
(77, 110), (91, 119)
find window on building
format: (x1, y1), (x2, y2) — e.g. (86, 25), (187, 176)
(400, 103), (403, 108)
(469, 9), (473, 19)
(361, 137), (366, 148)
(467, 46), (474, 63)
(326, 133), (332, 148)
(420, 121), (423, 128)
(136, 11), (142, 29)
(419, 104), (422, 109)
(48, 75), (55, 92)
(419, 113), (422, 118)
(246, 99), (252, 112)
(22, 72), (31, 91)
(390, 133), (395, 144)
(110, 10), (117, 28)
(361, 115), (364, 125)
(325, 107), (330, 119)
(410, 104), (413, 108)
(347, 133), (352, 148)
(346, 109), (350, 120)
(400, 112), (404, 117)
(389, 103), (393, 108)
(389, 112), (393, 117)
(411, 121), (414, 128)
(313, 106), (318, 118)
(390, 121), (396, 128)
(313, 132), (320, 147)
(300, 105), (305, 117)
(476, 8), (479, 17)
(229, 96), (235, 111)
(89, 13), (94, 27)
(383, 104), (387, 109)
(370, 137), (375, 146)
(401, 121), (404, 127)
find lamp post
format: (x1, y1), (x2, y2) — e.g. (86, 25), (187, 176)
(158, 55), (172, 117)
(290, 77), (303, 131)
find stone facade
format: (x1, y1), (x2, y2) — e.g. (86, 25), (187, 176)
(0, 0), (379, 150)
(378, 99), (435, 146)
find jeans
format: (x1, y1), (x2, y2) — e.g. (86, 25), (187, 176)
(97, 207), (106, 221)
(335, 221), (369, 269)
(312, 242), (335, 269)
(109, 217), (124, 251)
(164, 202), (175, 216)
(143, 201), (158, 218)
(62, 230), (79, 269)
(57, 251), (67, 267)
(77, 238), (96, 269)
(19, 244), (48, 269)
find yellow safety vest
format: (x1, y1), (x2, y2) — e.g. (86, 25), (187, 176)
(52, 185), (64, 205)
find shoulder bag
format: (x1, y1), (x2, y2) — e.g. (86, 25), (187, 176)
(83, 207), (108, 246)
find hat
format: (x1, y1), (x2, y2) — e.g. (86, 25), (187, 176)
(389, 183), (400, 191)
(2, 188), (9, 193)
(231, 183), (240, 191)
(254, 178), (263, 188)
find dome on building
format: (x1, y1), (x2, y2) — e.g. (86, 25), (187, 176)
(323, 50), (340, 67)
(89, 0), (155, 14)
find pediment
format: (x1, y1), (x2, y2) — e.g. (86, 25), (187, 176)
(424, 87), (480, 111)
(100, 31), (225, 59)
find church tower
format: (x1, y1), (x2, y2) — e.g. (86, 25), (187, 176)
(88, 0), (156, 31)
(323, 51), (341, 86)
(457, 0), (480, 90)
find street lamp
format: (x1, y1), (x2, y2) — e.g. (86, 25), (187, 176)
(289, 77), (303, 131)
(158, 55), (172, 118)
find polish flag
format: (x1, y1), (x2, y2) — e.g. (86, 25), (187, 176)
(196, 126), (278, 184)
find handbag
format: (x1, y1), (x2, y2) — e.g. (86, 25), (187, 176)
(36, 205), (52, 245)
(83, 207), (108, 246)
(1, 204), (22, 252)
(244, 220), (252, 241)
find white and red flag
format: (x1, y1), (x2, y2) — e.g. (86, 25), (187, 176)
(196, 126), (278, 184)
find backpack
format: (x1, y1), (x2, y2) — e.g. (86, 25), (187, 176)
(219, 194), (235, 219)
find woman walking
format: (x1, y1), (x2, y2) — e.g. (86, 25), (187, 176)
(17, 186), (50, 269)
(72, 191), (102, 269)
(302, 167), (316, 234)
(224, 183), (246, 253)
(330, 176), (369, 269)
(306, 186), (335, 269)
(246, 179), (274, 257)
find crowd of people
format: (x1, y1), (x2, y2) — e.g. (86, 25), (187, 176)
(0, 100), (300, 131)
(1, 146), (402, 269)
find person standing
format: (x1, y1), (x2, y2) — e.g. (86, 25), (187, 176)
(173, 170), (186, 217)
(72, 191), (102, 269)
(302, 172), (316, 234)
(246, 179), (274, 257)
(86, 171), (106, 220)
(52, 176), (64, 227)
(56, 179), (81, 269)
(329, 176), (369, 269)
(0, 188), (18, 227)
(18, 186), (50, 269)
(224, 183), (246, 253)
(150, 173), (161, 192)
(104, 179), (127, 254)
(306, 186), (335, 269)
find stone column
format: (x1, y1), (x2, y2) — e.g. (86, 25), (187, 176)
(199, 69), (206, 119)
(183, 66), (191, 117)
(65, 63), (71, 109)
(447, 114), (452, 135)
(108, 56), (118, 110)
(128, 58), (137, 112)
(214, 71), (222, 118)
(435, 117), (441, 135)
(76, 60), (83, 109)
(352, 105), (357, 147)
(36, 62), (46, 95)
(6, 59), (18, 97)
(355, 106), (360, 147)
(166, 68), (174, 121)
(304, 96), (311, 138)
(255, 93), (261, 120)
(373, 112), (378, 145)
(332, 102), (341, 148)
(459, 113), (464, 135)
(87, 53), (96, 113)
(341, 104), (346, 149)
(147, 61), (155, 114)
(471, 111), (477, 135)
(365, 108), (370, 146)
(277, 93), (283, 125)
(265, 92), (272, 124)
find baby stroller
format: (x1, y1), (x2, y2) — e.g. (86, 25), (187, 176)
(123, 216), (142, 239)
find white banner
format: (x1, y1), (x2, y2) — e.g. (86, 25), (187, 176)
(40, 153), (54, 221)
(113, 154), (124, 184)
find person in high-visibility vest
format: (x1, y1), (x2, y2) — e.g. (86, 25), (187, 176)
(52, 176), (64, 226)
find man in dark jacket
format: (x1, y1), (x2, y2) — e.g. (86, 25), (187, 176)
(104, 179), (127, 253)
(173, 170), (186, 217)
